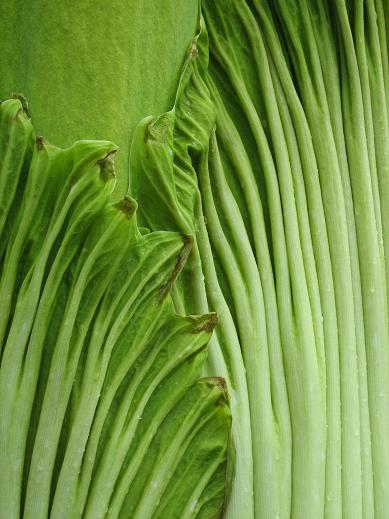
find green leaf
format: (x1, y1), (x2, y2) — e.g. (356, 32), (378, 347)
(0, 97), (231, 519)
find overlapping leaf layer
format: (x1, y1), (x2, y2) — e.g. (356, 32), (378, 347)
(133, 4), (389, 518)
(0, 97), (231, 519)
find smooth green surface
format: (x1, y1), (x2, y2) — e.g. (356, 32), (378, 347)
(0, 0), (199, 195)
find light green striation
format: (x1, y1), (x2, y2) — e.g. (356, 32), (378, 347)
(134, 0), (389, 517)
(204, 1), (327, 516)
(0, 97), (231, 519)
(2, 1), (389, 518)
(131, 18), (293, 519)
(130, 21), (255, 519)
(334, 2), (389, 515)
(0, 0), (199, 196)
(201, 0), (389, 517)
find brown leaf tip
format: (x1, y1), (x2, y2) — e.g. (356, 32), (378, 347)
(157, 234), (193, 303)
(12, 92), (31, 119)
(36, 136), (45, 151)
(115, 197), (136, 219)
(189, 42), (199, 60)
(97, 150), (117, 181)
(188, 312), (219, 334)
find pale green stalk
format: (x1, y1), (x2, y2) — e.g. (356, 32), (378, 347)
(264, 1), (364, 516)
(207, 76), (291, 518)
(201, 137), (290, 518)
(362, 0), (389, 297)
(252, 6), (344, 513)
(334, 2), (389, 515)
(193, 186), (254, 519)
(204, 2), (326, 515)
(301, 2), (374, 513)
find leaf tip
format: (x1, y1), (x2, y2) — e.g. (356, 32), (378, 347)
(97, 150), (117, 182)
(115, 196), (137, 219)
(36, 135), (45, 151)
(188, 312), (219, 334)
(11, 92), (31, 119)
(158, 234), (193, 302)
